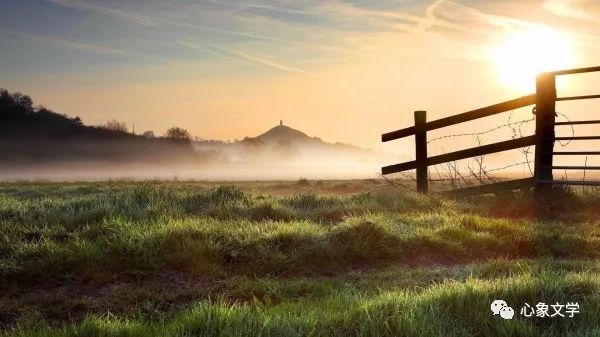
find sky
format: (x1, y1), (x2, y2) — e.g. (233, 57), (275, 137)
(1, 0), (600, 156)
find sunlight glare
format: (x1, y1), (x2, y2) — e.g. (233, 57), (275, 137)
(489, 26), (575, 92)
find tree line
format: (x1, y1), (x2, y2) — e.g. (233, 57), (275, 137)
(1, 88), (192, 141)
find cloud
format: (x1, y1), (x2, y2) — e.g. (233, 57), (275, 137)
(162, 17), (305, 47)
(224, 48), (316, 76)
(418, 0), (445, 30)
(44, 0), (327, 50)
(46, 0), (155, 26)
(177, 41), (261, 69)
(543, 0), (600, 22)
(3, 29), (134, 55)
(439, 1), (538, 31)
(178, 40), (314, 76)
(36, 0), (598, 75)
(46, 0), (364, 60)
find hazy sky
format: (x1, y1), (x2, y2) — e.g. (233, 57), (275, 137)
(1, 0), (600, 153)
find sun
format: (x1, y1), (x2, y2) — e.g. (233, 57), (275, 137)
(488, 26), (575, 92)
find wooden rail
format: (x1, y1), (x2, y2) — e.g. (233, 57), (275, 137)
(556, 94), (600, 101)
(553, 136), (600, 141)
(538, 180), (600, 186)
(555, 120), (600, 126)
(553, 151), (600, 155)
(382, 136), (536, 174)
(381, 65), (600, 196)
(547, 166), (600, 170)
(381, 94), (536, 142)
(550, 66), (600, 75)
(442, 178), (535, 198)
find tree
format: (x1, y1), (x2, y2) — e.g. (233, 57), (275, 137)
(104, 118), (128, 133)
(142, 130), (155, 138)
(242, 136), (265, 148)
(0, 89), (34, 113)
(10, 92), (33, 111)
(0, 89), (11, 106)
(165, 126), (191, 140)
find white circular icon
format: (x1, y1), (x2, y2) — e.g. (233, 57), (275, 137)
(491, 299), (514, 320)
(491, 300), (508, 315)
(500, 306), (515, 320)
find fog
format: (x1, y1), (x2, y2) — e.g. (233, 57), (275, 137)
(2, 140), (595, 182)
(2, 139), (595, 182)
(0, 140), (396, 181)
(0, 162), (379, 182)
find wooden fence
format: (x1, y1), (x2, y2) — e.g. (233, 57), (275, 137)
(381, 66), (600, 196)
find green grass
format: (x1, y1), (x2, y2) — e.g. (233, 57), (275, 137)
(1, 181), (600, 336)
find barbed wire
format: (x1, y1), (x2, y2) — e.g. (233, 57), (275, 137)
(380, 172), (416, 192)
(508, 108), (535, 174)
(427, 115), (535, 144)
(381, 107), (582, 193)
(555, 111), (575, 147)
(426, 161), (535, 181)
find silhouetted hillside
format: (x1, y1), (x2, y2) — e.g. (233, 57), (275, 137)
(192, 121), (395, 169)
(255, 123), (320, 144)
(0, 89), (396, 180)
(0, 88), (195, 164)
(251, 122), (374, 153)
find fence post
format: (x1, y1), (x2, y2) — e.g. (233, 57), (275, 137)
(414, 110), (428, 193)
(534, 73), (556, 194)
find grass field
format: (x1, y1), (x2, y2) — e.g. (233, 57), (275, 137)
(1, 180), (600, 336)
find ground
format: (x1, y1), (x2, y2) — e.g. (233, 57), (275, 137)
(1, 180), (600, 336)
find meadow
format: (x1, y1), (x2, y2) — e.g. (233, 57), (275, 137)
(1, 180), (600, 336)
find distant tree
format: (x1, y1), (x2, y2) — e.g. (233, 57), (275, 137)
(242, 136), (265, 148)
(165, 126), (191, 140)
(0, 88), (34, 113)
(0, 89), (11, 106)
(10, 92), (33, 111)
(104, 118), (128, 133)
(142, 130), (155, 138)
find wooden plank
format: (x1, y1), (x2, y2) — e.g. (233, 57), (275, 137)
(414, 110), (428, 193)
(553, 151), (600, 155)
(382, 160), (416, 175)
(441, 178), (534, 198)
(427, 135), (536, 166)
(538, 179), (600, 186)
(381, 135), (536, 175)
(381, 94), (536, 142)
(426, 94), (536, 131)
(555, 120), (600, 125)
(534, 73), (556, 193)
(550, 66), (600, 76)
(382, 126), (415, 142)
(556, 94), (600, 101)
(547, 166), (600, 170)
(552, 136), (600, 140)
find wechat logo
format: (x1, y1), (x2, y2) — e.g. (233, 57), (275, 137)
(491, 300), (515, 320)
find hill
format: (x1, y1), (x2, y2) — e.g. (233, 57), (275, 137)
(0, 88), (396, 180)
(196, 120), (385, 158)
(0, 88), (196, 165)
(255, 122), (320, 144)
(192, 121), (394, 176)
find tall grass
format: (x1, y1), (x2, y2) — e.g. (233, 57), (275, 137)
(6, 265), (600, 337)
(1, 188), (598, 282)
(2, 182), (600, 336)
